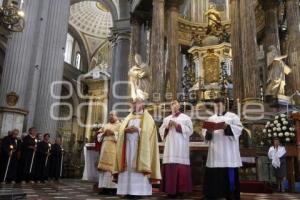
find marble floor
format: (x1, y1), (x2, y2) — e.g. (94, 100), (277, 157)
(0, 179), (300, 200)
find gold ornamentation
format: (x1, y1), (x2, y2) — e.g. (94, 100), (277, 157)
(6, 92), (19, 106)
(203, 54), (220, 84)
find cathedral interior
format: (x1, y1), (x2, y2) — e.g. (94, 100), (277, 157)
(1, 0), (300, 199)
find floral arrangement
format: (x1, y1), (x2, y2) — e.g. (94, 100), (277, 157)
(262, 113), (296, 145)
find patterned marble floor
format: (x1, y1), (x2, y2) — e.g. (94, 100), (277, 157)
(0, 179), (300, 200)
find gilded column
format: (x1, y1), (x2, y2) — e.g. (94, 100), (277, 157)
(166, 1), (180, 99)
(34, 0), (71, 135)
(150, 0), (165, 101)
(0, 0), (41, 137)
(230, 0), (244, 103)
(240, 0), (260, 101)
(286, 0), (300, 95)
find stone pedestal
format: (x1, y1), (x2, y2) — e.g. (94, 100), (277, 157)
(0, 107), (27, 137)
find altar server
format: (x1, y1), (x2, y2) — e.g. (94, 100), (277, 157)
(202, 98), (243, 200)
(115, 98), (161, 199)
(49, 138), (63, 181)
(159, 100), (193, 198)
(268, 137), (287, 192)
(97, 110), (121, 195)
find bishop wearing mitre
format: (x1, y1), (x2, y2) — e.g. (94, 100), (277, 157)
(202, 98), (243, 200)
(97, 111), (121, 195)
(115, 98), (161, 199)
(159, 100), (193, 198)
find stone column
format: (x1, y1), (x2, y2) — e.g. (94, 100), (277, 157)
(108, 28), (131, 117)
(33, 0), (70, 135)
(191, 0), (209, 23)
(230, 0), (244, 104)
(286, 0), (300, 96)
(166, 1), (180, 100)
(26, 0), (51, 129)
(150, 0), (165, 102)
(0, 0), (41, 137)
(108, 34), (117, 112)
(129, 15), (141, 66)
(240, 0), (260, 101)
(263, 0), (280, 52)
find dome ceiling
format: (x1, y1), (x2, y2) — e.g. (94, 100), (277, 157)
(69, 1), (113, 37)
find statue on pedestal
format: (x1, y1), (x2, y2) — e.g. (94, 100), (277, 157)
(265, 45), (291, 97)
(205, 4), (222, 35)
(128, 54), (150, 100)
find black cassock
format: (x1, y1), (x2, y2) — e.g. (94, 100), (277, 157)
(0, 136), (19, 182)
(19, 135), (37, 182)
(35, 141), (50, 181)
(49, 143), (62, 180)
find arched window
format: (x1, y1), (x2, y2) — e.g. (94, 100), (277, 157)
(75, 52), (81, 69)
(64, 33), (74, 64)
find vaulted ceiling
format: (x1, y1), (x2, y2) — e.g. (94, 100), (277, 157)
(69, 1), (113, 60)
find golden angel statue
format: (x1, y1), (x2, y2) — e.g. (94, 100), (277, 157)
(205, 4), (222, 35)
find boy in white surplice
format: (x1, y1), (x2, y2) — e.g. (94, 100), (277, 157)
(159, 100), (193, 198)
(202, 98), (243, 200)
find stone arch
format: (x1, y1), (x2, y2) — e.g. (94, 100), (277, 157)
(68, 24), (90, 71)
(70, 0), (118, 22)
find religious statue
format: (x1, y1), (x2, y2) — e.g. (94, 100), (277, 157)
(128, 54), (150, 100)
(265, 45), (291, 97)
(205, 4), (222, 35)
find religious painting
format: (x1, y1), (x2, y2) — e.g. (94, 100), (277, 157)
(203, 54), (220, 84)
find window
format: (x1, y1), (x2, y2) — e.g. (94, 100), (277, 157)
(75, 52), (81, 69)
(64, 33), (74, 64)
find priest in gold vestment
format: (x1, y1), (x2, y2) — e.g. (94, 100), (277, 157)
(97, 111), (121, 195)
(115, 98), (161, 198)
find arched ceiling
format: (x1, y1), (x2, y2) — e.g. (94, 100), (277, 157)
(69, 1), (113, 61)
(69, 1), (113, 37)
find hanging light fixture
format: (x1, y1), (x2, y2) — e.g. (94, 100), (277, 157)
(0, 0), (25, 32)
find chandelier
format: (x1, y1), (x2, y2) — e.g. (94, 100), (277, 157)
(0, 0), (25, 32)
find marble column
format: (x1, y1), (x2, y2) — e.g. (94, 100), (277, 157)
(166, 1), (180, 100)
(230, 0), (244, 103)
(0, 0), (41, 137)
(191, 0), (209, 23)
(263, 0), (280, 52)
(108, 34), (117, 112)
(129, 15), (141, 66)
(108, 29), (131, 116)
(286, 0), (300, 96)
(240, 0), (260, 101)
(150, 0), (165, 102)
(26, 0), (51, 129)
(33, 0), (70, 136)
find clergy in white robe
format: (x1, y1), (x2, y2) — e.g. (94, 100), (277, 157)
(159, 100), (193, 198)
(268, 138), (287, 192)
(202, 98), (243, 200)
(97, 111), (121, 195)
(115, 98), (161, 198)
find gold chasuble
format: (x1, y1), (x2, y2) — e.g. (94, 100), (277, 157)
(115, 110), (161, 181)
(97, 121), (121, 172)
